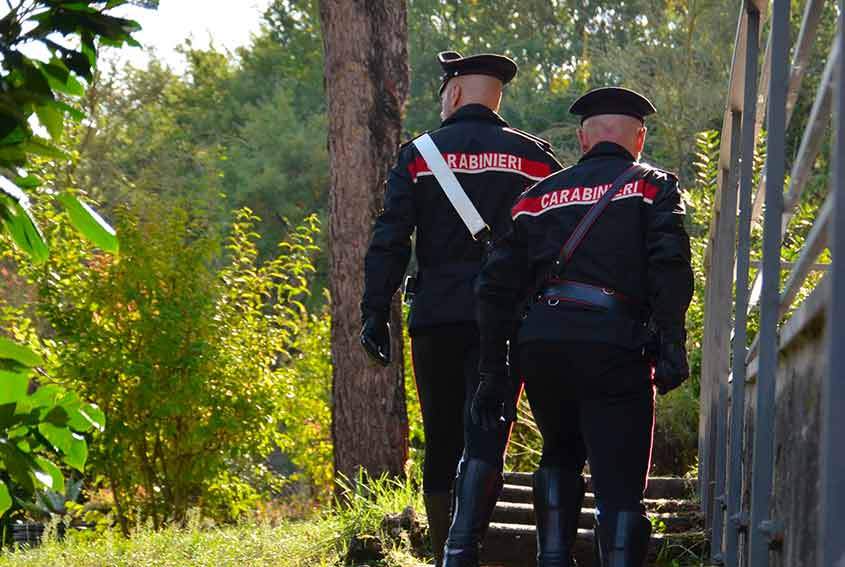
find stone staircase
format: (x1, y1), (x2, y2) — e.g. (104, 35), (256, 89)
(479, 472), (705, 566)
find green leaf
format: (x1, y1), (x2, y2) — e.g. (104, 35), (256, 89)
(54, 100), (85, 122)
(0, 337), (44, 367)
(0, 199), (49, 262)
(33, 456), (64, 493)
(35, 104), (63, 141)
(0, 403), (25, 432)
(43, 405), (69, 427)
(0, 115), (19, 140)
(0, 482), (11, 517)
(0, 442), (35, 494)
(29, 385), (63, 408)
(0, 370), (31, 405)
(21, 136), (69, 160)
(0, 174), (48, 262)
(67, 401), (105, 433)
(39, 61), (85, 97)
(38, 422), (73, 454)
(57, 193), (118, 253)
(52, 3), (97, 14)
(64, 433), (87, 472)
(62, 50), (93, 82)
(12, 174), (40, 189)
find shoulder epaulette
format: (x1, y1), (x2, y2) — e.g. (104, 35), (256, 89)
(502, 127), (553, 151)
(639, 161), (678, 183)
(399, 131), (430, 151)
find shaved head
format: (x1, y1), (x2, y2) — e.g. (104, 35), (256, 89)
(577, 114), (647, 158)
(440, 74), (504, 120)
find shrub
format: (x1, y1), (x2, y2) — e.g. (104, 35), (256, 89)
(277, 307), (333, 502)
(7, 200), (319, 528)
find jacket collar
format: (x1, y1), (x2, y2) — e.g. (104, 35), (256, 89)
(578, 141), (636, 163)
(441, 103), (509, 127)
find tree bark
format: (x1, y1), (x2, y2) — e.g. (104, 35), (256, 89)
(319, 0), (410, 483)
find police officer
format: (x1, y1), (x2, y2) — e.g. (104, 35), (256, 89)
(360, 52), (562, 566)
(472, 87), (694, 567)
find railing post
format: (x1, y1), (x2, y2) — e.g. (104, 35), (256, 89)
(749, 1), (789, 565)
(726, 5), (760, 566)
(818, 1), (845, 565)
(711, 109), (743, 563)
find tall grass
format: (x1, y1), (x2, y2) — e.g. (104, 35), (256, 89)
(0, 473), (428, 567)
(0, 519), (341, 567)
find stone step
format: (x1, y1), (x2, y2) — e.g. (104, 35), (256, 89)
(500, 484), (698, 512)
(495, 495), (699, 516)
(479, 524), (707, 567)
(503, 472), (697, 500)
(491, 502), (702, 533)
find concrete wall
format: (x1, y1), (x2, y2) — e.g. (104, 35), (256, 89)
(739, 277), (829, 567)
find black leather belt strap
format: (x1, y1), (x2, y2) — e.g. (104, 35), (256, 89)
(537, 280), (648, 322)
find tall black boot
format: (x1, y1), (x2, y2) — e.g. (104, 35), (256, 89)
(424, 492), (451, 567)
(442, 458), (503, 567)
(594, 508), (652, 567)
(534, 466), (586, 567)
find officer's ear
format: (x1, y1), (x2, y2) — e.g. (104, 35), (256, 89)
(449, 82), (463, 108)
(635, 126), (647, 156)
(576, 127), (590, 153)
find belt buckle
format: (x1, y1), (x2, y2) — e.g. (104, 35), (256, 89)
(601, 287), (615, 296)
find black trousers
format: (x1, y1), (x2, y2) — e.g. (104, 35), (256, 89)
(412, 323), (516, 493)
(518, 341), (655, 514)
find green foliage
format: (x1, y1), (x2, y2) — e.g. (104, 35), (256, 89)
(0, 339), (104, 518)
(277, 307), (333, 502)
(6, 200), (320, 528)
(0, 1), (142, 525)
(334, 471), (427, 566)
(0, 517), (343, 567)
(401, 305), (425, 475)
(507, 397), (542, 472)
(0, 0), (142, 260)
(0, 473), (431, 566)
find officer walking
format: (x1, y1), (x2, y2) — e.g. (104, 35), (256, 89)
(472, 87), (694, 567)
(360, 52), (562, 566)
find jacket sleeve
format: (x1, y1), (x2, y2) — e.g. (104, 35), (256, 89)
(476, 218), (534, 375)
(645, 174), (694, 338)
(361, 148), (416, 321)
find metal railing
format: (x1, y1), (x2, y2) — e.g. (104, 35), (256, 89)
(698, 0), (844, 565)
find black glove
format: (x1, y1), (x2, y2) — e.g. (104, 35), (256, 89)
(360, 312), (391, 366)
(470, 372), (518, 431)
(653, 330), (689, 395)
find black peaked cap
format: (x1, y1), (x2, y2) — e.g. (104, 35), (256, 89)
(569, 87), (656, 123)
(438, 51), (517, 95)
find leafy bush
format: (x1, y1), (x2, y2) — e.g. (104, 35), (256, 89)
(6, 201), (320, 528)
(0, 1), (143, 259)
(0, 338), (104, 519)
(0, 1), (142, 523)
(277, 307), (333, 502)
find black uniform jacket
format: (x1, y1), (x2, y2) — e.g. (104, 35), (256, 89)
(362, 104), (562, 335)
(477, 142), (694, 371)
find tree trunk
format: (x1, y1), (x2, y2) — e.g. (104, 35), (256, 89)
(319, 0), (410, 483)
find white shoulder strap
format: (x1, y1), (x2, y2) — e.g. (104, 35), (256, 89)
(412, 133), (490, 241)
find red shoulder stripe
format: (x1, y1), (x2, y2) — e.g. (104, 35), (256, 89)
(511, 180), (660, 219)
